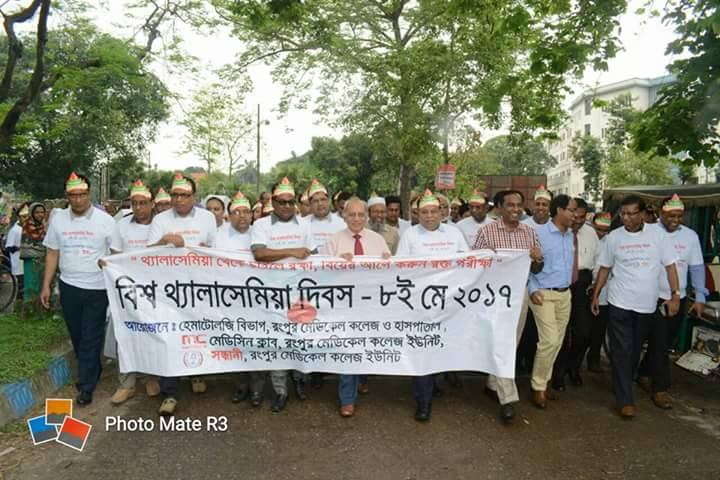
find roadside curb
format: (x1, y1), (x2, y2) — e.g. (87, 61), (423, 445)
(0, 346), (76, 428)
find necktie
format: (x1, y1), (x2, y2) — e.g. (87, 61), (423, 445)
(353, 234), (364, 255)
(572, 230), (579, 284)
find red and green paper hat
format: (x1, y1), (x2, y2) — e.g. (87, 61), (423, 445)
(534, 185), (552, 201)
(418, 189), (440, 208)
(594, 212), (612, 227)
(230, 191), (251, 212)
(170, 172), (192, 194)
(662, 193), (684, 212)
(468, 189), (486, 206)
(307, 179), (327, 199)
(65, 172), (89, 193)
(273, 177), (295, 198)
(130, 179), (152, 200)
(155, 187), (171, 203)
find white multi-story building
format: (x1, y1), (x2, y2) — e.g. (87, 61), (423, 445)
(546, 75), (677, 198)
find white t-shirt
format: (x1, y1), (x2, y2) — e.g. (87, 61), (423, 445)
(251, 214), (315, 251)
(147, 207), (217, 247)
(397, 218), (411, 236)
(305, 214), (345, 249)
(110, 216), (151, 253)
(396, 223), (469, 256)
(5, 222), (22, 275)
(651, 224), (704, 300)
(598, 223), (676, 313)
(455, 216), (494, 249)
(43, 207), (115, 290)
(576, 223), (600, 271)
(216, 223), (252, 253)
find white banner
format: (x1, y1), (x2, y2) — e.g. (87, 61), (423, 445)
(103, 247), (530, 378)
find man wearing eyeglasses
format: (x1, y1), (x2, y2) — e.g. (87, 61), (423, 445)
(216, 191), (255, 404)
(251, 177), (316, 413)
(147, 172), (218, 416)
(41, 172), (116, 407)
(108, 180), (160, 405)
(591, 195), (680, 419)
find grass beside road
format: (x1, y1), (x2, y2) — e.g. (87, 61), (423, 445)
(0, 310), (68, 385)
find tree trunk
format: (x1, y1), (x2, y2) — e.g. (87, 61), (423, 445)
(0, 0), (51, 145)
(398, 161), (413, 220)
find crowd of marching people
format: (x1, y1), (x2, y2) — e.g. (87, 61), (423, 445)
(2, 171), (706, 425)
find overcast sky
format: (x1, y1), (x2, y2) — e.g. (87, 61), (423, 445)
(91, 0), (677, 173)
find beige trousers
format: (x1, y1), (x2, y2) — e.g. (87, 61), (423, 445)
(486, 291), (530, 405)
(529, 289), (572, 391)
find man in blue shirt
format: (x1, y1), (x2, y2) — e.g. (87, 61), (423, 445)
(528, 194), (576, 409)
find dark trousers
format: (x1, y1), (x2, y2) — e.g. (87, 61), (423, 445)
(588, 305), (609, 367)
(59, 280), (108, 394)
(15, 274), (24, 300)
(413, 375), (434, 404)
(607, 304), (670, 406)
(160, 377), (179, 398)
(517, 310), (538, 374)
(637, 297), (688, 384)
(555, 270), (593, 375)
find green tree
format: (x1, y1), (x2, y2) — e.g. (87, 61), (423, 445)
(605, 148), (673, 187)
(217, 0), (625, 213)
(632, 0), (720, 166)
(596, 94), (639, 147)
(306, 134), (376, 198)
(569, 134), (606, 200)
(142, 169), (176, 193)
(481, 134), (556, 175)
(0, 0), (207, 145)
(1, 22), (169, 198)
(264, 154), (319, 193)
(180, 84), (253, 175)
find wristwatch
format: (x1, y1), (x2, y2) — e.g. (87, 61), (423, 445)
(672, 290), (681, 297)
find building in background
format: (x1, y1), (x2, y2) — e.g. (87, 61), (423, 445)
(545, 75), (689, 199)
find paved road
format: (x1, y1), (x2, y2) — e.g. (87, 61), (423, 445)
(2, 364), (720, 480)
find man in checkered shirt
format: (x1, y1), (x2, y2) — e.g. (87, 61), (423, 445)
(473, 189), (544, 425)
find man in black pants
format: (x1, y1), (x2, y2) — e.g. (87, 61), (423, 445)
(41, 173), (116, 406)
(552, 198), (599, 390)
(591, 195), (680, 419)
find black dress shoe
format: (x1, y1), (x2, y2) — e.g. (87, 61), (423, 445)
(250, 392), (263, 408)
(551, 375), (566, 392)
(311, 373), (324, 389)
(271, 394), (288, 413)
(294, 379), (307, 401)
(415, 402), (432, 422)
(484, 386), (499, 402)
(569, 370), (583, 386)
(77, 391), (93, 406)
(499, 404), (514, 424)
(232, 388), (248, 403)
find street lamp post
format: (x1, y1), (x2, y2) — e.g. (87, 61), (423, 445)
(256, 104), (261, 198)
